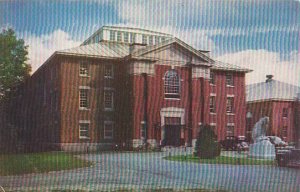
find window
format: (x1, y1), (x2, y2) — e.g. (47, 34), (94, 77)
(79, 122), (89, 139)
(164, 70), (180, 98)
(149, 36), (153, 45)
(124, 32), (129, 43)
(104, 121), (114, 139)
(104, 91), (114, 110)
(95, 35), (99, 43)
(226, 125), (234, 136)
(104, 64), (113, 79)
(79, 89), (89, 109)
(142, 35), (147, 44)
(155, 36), (159, 44)
(281, 126), (288, 139)
(117, 31), (122, 41)
(226, 74), (234, 86)
(283, 108), (288, 118)
(210, 72), (215, 85)
(130, 33), (136, 43)
(109, 30), (116, 41)
(210, 96), (216, 113)
(79, 62), (89, 76)
(226, 97), (234, 113)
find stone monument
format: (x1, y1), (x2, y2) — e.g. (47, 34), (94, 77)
(248, 117), (276, 159)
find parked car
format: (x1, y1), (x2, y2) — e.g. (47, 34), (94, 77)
(220, 136), (249, 151)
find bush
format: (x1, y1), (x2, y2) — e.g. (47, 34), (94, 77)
(194, 124), (221, 159)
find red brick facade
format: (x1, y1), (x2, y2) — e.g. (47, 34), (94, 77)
(10, 41), (249, 151)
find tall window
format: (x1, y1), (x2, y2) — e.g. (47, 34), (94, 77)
(79, 89), (89, 109)
(142, 35), (147, 44)
(164, 70), (180, 98)
(124, 32), (129, 43)
(79, 122), (89, 139)
(226, 74), (234, 86)
(149, 36), (153, 45)
(117, 31), (122, 41)
(210, 96), (216, 113)
(283, 108), (288, 118)
(226, 125), (234, 136)
(104, 121), (114, 139)
(104, 91), (114, 110)
(79, 61), (89, 76)
(104, 64), (113, 79)
(210, 72), (215, 85)
(155, 36), (159, 44)
(226, 97), (234, 113)
(281, 126), (288, 139)
(130, 33), (136, 43)
(109, 30), (116, 41)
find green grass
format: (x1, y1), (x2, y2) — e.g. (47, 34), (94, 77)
(164, 155), (276, 166)
(0, 152), (93, 176)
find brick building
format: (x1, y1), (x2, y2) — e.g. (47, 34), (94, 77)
(246, 75), (300, 143)
(11, 26), (251, 151)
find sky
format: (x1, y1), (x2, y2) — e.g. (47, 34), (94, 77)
(0, 0), (299, 85)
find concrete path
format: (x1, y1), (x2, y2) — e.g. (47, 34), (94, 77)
(0, 149), (299, 191)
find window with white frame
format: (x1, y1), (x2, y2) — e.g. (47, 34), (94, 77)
(130, 33), (136, 43)
(210, 72), (215, 85)
(104, 121), (114, 139)
(124, 32), (129, 43)
(109, 30), (116, 41)
(149, 36), (153, 45)
(79, 122), (89, 139)
(79, 61), (89, 76)
(226, 125), (234, 136)
(104, 64), (113, 79)
(104, 91), (114, 110)
(142, 35), (147, 44)
(210, 96), (216, 113)
(226, 97), (234, 113)
(117, 31), (122, 41)
(155, 36), (159, 44)
(79, 88), (89, 109)
(281, 126), (288, 139)
(226, 73), (234, 86)
(164, 70), (180, 98)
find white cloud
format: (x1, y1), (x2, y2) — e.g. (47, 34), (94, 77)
(216, 50), (299, 86)
(25, 30), (81, 72)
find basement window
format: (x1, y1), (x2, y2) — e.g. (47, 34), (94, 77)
(104, 121), (114, 139)
(79, 122), (90, 139)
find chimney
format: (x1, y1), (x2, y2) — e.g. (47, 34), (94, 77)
(266, 75), (273, 83)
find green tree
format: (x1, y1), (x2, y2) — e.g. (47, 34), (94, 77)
(0, 28), (31, 99)
(194, 124), (221, 159)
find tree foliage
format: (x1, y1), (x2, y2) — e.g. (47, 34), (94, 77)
(0, 28), (31, 99)
(194, 124), (221, 159)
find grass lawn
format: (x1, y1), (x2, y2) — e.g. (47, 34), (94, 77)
(0, 152), (93, 176)
(164, 155), (276, 166)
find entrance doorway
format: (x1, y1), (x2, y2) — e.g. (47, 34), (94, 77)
(164, 117), (181, 146)
(164, 125), (181, 146)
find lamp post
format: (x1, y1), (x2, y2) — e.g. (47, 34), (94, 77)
(246, 112), (253, 141)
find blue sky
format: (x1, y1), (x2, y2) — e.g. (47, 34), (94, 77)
(0, 0), (299, 85)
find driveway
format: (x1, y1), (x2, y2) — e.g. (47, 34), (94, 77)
(0, 148), (299, 192)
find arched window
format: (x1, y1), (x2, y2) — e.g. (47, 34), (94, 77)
(164, 70), (180, 98)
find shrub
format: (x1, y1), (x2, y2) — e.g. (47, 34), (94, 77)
(194, 124), (221, 159)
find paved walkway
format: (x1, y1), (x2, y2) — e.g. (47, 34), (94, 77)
(0, 150), (299, 191)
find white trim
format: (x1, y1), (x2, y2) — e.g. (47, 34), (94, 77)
(160, 107), (185, 126)
(79, 120), (90, 123)
(227, 94), (234, 97)
(210, 123), (216, 126)
(79, 86), (90, 89)
(210, 93), (216, 96)
(227, 123), (235, 126)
